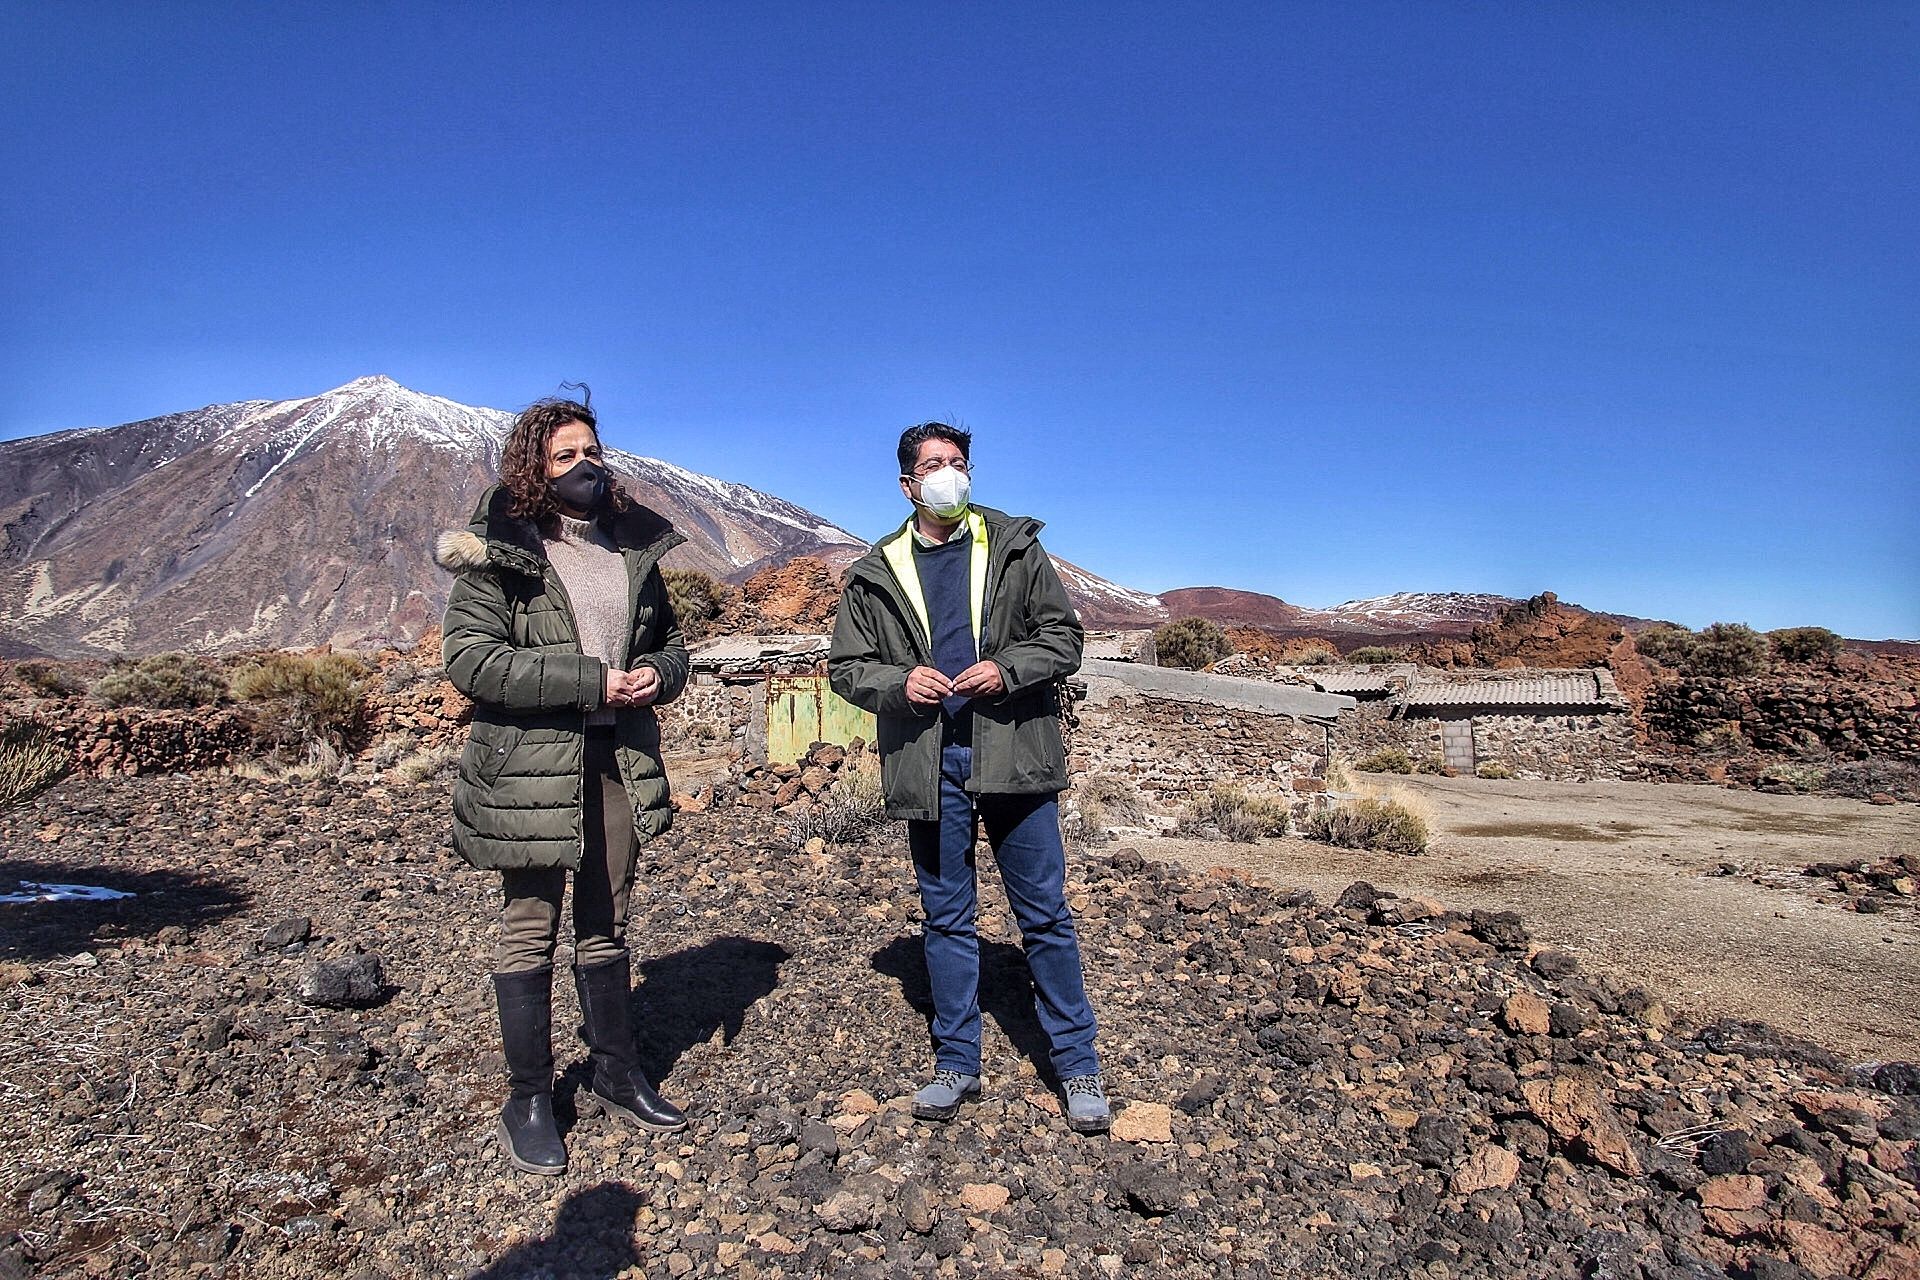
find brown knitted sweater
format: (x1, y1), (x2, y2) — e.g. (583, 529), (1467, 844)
(545, 514), (629, 726)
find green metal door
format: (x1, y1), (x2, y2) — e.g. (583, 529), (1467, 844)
(767, 674), (876, 765)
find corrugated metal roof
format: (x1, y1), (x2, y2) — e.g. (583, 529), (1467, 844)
(1403, 674), (1609, 708)
(690, 635), (831, 663)
(1311, 671), (1395, 694)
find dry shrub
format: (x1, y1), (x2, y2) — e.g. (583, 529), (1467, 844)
(1693, 721), (1746, 756)
(14, 661), (86, 698)
(1344, 646), (1401, 664)
(1304, 795), (1429, 855)
(394, 744), (459, 783)
(0, 723), (69, 809)
(363, 734), (412, 770)
(1068, 773), (1148, 845)
(1355, 748), (1413, 774)
(784, 759), (886, 848)
(230, 652), (370, 751)
(1412, 753), (1448, 776)
(1758, 762), (1825, 794)
(1475, 760), (1515, 779)
(1275, 637), (1339, 666)
(92, 652), (227, 709)
(1179, 784), (1291, 843)
(1079, 774), (1146, 826)
(1324, 755), (1355, 792)
(1823, 758), (1920, 803)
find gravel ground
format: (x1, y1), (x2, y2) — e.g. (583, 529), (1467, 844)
(1, 765), (1917, 1279)
(1152, 776), (1920, 1063)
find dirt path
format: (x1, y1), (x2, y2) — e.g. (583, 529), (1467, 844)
(1145, 776), (1920, 1064)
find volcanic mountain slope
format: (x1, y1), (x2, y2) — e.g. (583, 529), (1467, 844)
(0, 377), (872, 656)
(1161, 587), (1512, 646)
(0, 377), (1162, 655)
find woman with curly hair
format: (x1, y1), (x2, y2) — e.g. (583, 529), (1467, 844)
(434, 391), (690, 1176)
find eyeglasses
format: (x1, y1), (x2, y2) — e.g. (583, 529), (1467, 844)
(906, 459), (970, 478)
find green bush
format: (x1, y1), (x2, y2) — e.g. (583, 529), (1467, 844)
(664, 568), (730, 643)
(1344, 646), (1401, 665)
(91, 652), (227, 709)
(1687, 623), (1770, 677)
(1475, 760), (1515, 779)
(1767, 626), (1843, 664)
(0, 723), (69, 809)
(1633, 625), (1697, 669)
(230, 652), (370, 750)
(13, 661), (86, 698)
(1154, 618), (1231, 670)
(1303, 796), (1430, 855)
(1412, 753), (1448, 775)
(1354, 748), (1413, 774)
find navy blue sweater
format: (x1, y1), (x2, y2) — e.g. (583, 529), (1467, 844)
(913, 532), (976, 720)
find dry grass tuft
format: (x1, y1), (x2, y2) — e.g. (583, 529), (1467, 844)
(1179, 783), (1291, 843)
(1303, 794), (1430, 855)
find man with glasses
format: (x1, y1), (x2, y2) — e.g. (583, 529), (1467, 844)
(829, 422), (1110, 1133)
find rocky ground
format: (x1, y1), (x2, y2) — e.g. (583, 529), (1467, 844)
(2, 765), (1918, 1280)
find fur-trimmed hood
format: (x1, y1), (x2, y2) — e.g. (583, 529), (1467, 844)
(434, 484), (682, 577)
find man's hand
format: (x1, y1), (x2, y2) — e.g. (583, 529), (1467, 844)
(606, 666), (662, 708)
(905, 666), (953, 707)
(951, 661), (1005, 699)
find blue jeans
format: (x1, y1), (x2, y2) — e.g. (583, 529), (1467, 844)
(907, 741), (1100, 1080)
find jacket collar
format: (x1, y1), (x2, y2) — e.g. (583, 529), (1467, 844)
(434, 483), (683, 577)
(855, 504), (1039, 583)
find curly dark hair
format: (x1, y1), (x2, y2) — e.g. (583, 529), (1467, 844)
(499, 387), (634, 525)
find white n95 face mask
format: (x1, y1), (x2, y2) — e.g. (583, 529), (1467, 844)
(916, 466), (971, 519)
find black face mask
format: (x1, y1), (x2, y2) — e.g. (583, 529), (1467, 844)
(552, 458), (611, 513)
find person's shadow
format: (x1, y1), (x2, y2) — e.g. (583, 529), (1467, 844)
(871, 933), (1060, 1089)
(464, 1182), (643, 1279)
(568, 936), (790, 1091)
(0, 857), (248, 962)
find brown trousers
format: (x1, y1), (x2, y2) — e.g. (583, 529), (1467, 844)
(496, 729), (637, 973)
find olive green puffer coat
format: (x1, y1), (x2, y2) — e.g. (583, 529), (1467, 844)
(436, 484), (688, 870)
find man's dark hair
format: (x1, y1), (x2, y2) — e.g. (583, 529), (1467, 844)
(897, 422), (972, 476)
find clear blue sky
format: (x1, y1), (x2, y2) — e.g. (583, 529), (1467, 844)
(4, 3), (1915, 637)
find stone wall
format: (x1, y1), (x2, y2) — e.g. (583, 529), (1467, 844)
(1645, 675), (1920, 764)
(658, 679), (751, 755)
(1329, 701), (1439, 762)
(1330, 701), (1640, 781)
(1465, 711), (1641, 781)
(1065, 684), (1327, 811)
(9, 704), (260, 777)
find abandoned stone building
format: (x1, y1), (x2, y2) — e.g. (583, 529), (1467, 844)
(670, 634), (1640, 822)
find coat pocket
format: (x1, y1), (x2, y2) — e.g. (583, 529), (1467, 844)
(464, 721), (517, 788)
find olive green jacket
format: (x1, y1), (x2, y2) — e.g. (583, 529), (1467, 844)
(436, 484), (688, 870)
(829, 506), (1083, 821)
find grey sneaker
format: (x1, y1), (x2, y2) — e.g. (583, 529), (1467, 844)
(911, 1069), (981, 1121)
(1063, 1073), (1111, 1133)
